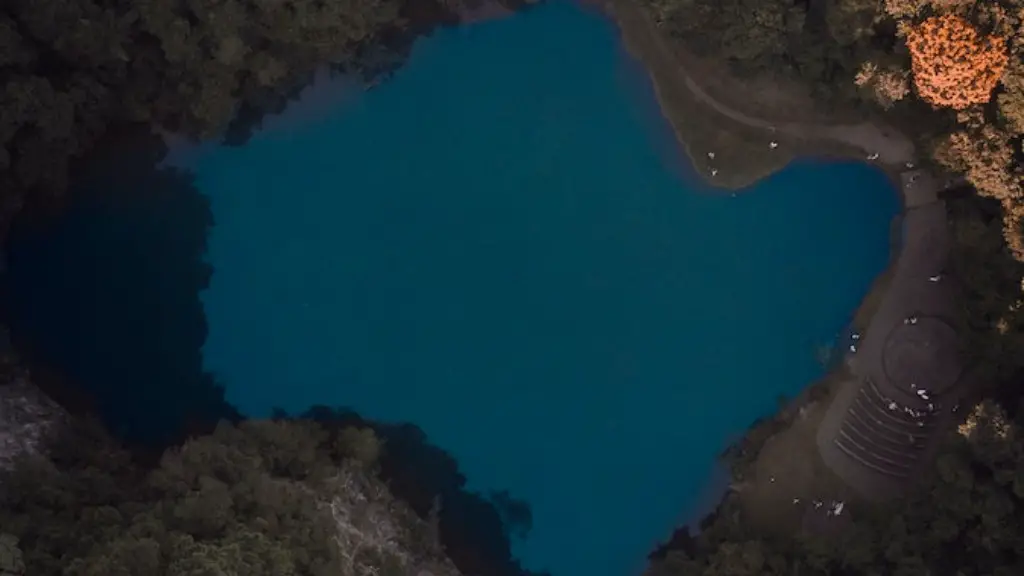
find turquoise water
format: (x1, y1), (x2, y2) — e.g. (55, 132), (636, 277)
(181, 4), (898, 574)
(10, 2), (899, 576)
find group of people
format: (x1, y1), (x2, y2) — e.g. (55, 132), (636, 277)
(704, 140), (780, 178)
(789, 497), (845, 518)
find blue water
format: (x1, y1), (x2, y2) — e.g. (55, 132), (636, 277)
(7, 2), (899, 576)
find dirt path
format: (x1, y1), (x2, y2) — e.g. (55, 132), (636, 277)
(609, 0), (916, 166)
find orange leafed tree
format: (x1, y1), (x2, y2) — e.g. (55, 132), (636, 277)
(905, 13), (1009, 109)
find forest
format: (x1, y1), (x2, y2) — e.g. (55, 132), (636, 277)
(637, 0), (1024, 574)
(0, 0), (526, 234)
(2, 0), (1024, 574)
(0, 416), (460, 576)
(0, 0), (408, 232)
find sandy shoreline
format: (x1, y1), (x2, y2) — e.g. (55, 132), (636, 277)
(583, 0), (959, 536)
(597, 0), (915, 192)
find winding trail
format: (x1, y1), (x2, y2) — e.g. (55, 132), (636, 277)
(610, 0), (916, 165)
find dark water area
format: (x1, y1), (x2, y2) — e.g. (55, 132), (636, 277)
(2, 2), (549, 575)
(3, 148), (536, 576)
(3, 135), (537, 576)
(3, 3), (900, 576)
(3, 131), (231, 448)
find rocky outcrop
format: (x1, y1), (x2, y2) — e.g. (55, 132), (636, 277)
(0, 533), (24, 576)
(0, 348), (62, 576)
(0, 354), (65, 472)
(320, 465), (461, 576)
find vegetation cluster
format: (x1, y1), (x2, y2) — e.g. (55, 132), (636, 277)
(904, 12), (1009, 110)
(0, 417), (459, 576)
(0, 0), (465, 236)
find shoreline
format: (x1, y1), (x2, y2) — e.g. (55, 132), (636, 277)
(1, 5), (548, 576)
(223, 0), (538, 147)
(3, 1), (947, 572)
(598, 0), (914, 191)
(591, 0), (953, 545)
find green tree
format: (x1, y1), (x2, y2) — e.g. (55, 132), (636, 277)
(1, 418), (458, 576)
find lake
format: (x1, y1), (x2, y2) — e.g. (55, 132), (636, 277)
(5, 2), (900, 576)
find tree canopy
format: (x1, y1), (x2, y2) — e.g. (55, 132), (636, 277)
(0, 0), (438, 236)
(0, 417), (458, 576)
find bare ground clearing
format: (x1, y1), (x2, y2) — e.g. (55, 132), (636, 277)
(605, 0), (914, 188)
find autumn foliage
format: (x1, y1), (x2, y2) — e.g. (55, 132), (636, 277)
(905, 13), (1009, 109)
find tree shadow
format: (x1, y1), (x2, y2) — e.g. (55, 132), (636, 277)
(300, 405), (547, 576)
(942, 187), (1024, 418)
(2, 2), (548, 567)
(2, 126), (541, 576)
(2, 127), (240, 454)
(222, 0), (538, 146)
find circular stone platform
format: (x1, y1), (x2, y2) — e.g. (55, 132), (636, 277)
(882, 317), (961, 395)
